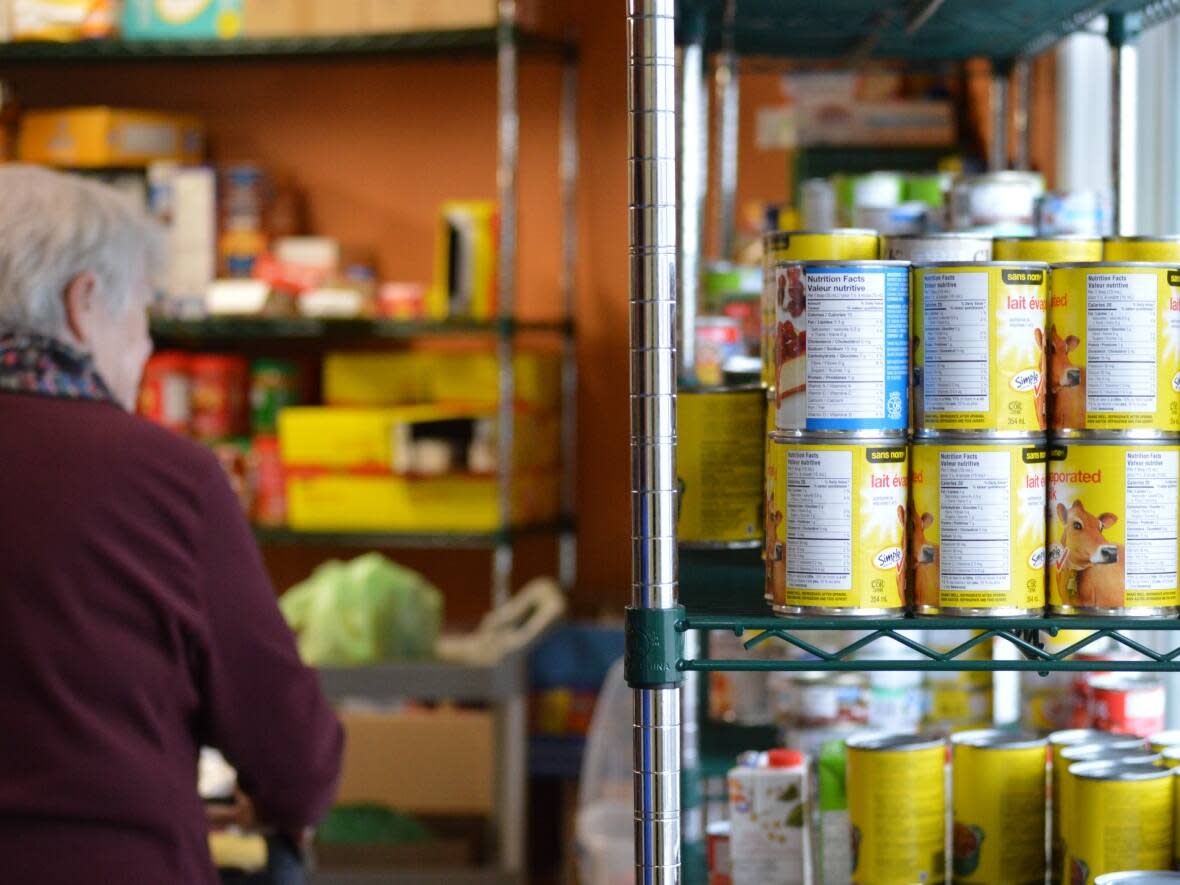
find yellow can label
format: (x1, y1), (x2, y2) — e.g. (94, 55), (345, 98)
(1048, 265), (1180, 432)
(763, 397), (778, 602)
(1067, 772), (1173, 885)
(914, 265), (1048, 432)
(910, 443), (1047, 611)
(994, 238), (1102, 263)
(1047, 442), (1180, 611)
(848, 744), (946, 885)
(770, 438), (907, 611)
(761, 231), (879, 388)
(952, 742), (1047, 884)
(1104, 237), (1180, 262)
(677, 389), (765, 544)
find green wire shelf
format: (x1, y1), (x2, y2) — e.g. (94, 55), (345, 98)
(150, 316), (571, 343)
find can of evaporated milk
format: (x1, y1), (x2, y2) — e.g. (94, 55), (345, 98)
(1048, 263), (1180, 435)
(1050, 734), (1152, 885)
(1047, 439), (1180, 616)
(763, 392), (778, 603)
(768, 432), (908, 616)
(909, 438), (1047, 616)
(994, 235), (1104, 263)
(677, 386), (765, 549)
(773, 260), (910, 434)
(882, 232), (993, 263)
(1149, 730), (1180, 753)
(1088, 674), (1167, 737)
(950, 730), (1047, 884)
(1104, 235), (1180, 262)
(845, 732), (946, 885)
(1095, 874), (1180, 884)
(913, 262), (1048, 435)
(761, 229), (880, 390)
(1063, 761), (1174, 885)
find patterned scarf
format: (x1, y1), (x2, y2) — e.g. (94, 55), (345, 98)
(0, 333), (117, 404)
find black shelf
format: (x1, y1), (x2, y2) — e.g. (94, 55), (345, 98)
(0, 27), (572, 63)
(149, 315), (571, 343)
(254, 520), (571, 550)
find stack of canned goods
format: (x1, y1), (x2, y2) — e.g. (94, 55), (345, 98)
(1045, 236), (1180, 617)
(757, 229), (1180, 619)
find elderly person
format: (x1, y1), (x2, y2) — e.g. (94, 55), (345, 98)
(0, 165), (342, 882)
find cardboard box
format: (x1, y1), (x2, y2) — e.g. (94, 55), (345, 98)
(122, 0), (242, 40)
(334, 708), (494, 815)
(364, 0), (542, 32)
(428, 200), (498, 321)
(285, 469), (559, 532)
(18, 107), (204, 168)
(322, 350), (562, 411)
(11, 0), (116, 41)
(279, 404), (560, 474)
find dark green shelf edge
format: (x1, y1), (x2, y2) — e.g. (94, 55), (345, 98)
(0, 27), (574, 63)
(254, 519), (573, 550)
(682, 614), (1180, 632)
(150, 316), (573, 342)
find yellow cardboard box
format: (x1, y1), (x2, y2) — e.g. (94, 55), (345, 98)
(18, 107), (204, 168)
(279, 404), (560, 474)
(285, 470), (559, 532)
(335, 707), (494, 815)
(428, 200), (498, 321)
(322, 350), (562, 411)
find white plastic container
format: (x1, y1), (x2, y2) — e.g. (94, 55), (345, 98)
(727, 748), (810, 885)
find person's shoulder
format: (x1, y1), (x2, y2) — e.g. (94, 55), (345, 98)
(98, 405), (221, 474)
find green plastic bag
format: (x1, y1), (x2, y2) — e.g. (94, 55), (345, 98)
(279, 553), (443, 665)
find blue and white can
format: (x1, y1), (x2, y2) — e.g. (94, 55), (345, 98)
(773, 260), (910, 435)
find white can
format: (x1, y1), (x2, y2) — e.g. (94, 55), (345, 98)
(882, 232), (994, 263)
(853, 202), (928, 236)
(802, 177), (838, 230)
(950, 171), (1045, 234)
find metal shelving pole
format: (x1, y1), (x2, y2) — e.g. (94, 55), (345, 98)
(677, 12), (708, 378)
(494, 0), (520, 612)
(628, 0), (681, 883)
(558, 52), (580, 594)
(712, 0), (740, 261)
(1109, 11), (1141, 235)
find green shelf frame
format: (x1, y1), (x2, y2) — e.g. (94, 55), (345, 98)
(0, 27), (573, 63)
(254, 520), (571, 550)
(677, 0), (1175, 61)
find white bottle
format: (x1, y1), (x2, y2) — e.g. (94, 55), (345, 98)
(727, 748), (809, 885)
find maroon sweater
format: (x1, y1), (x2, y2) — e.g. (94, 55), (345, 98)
(0, 391), (343, 883)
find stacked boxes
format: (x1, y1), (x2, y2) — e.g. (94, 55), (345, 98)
(280, 350), (562, 532)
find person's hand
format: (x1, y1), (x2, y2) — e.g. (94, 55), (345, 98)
(205, 789), (259, 832)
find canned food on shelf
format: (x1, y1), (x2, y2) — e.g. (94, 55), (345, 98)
(994, 235), (1103, 263)
(727, 748), (809, 885)
(909, 439), (1047, 617)
(950, 730), (1047, 884)
(949, 171), (1045, 234)
(1047, 439), (1180, 616)
(1104, 235), (1180, 262)
(1048, 263), (1180, 435)
(773, 260), (909, 434)
(1050, 734), (1151, 885)
(1095, 874), (1180, 884)
(677, 386), (765, 549)
(249, 357), (298, 436)
(190, 354), (249, 443)
(1149, 730), (1180, 753)
(912, 262), (1048, 434)
(695, 316), (744, 387)
(706, 820), (732, 885)
(1088, 674), (1167, 737)
(845, 732), (946, 885)
(1036, 190), (1112, 238)
(138, 350), (191, 434)
(786, 672), (869, 729)
(881, 232), (992, 263)
(767, 433), (908, 616)
(761, 228), (880, 391)
(1063, 760), (1174, 885)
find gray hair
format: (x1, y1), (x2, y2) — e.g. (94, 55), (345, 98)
(0, 165), (164, 337)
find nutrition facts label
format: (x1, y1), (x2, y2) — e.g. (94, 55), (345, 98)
(805, 270), (886, 420)
(939, 450), (1011, 592)
(1125, 449), (1179, 591)
(1087, 273), (1158, 413)
(923, 271), (990, 413)
(786, 449), (852, 590)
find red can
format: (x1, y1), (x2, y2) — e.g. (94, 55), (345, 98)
(706, 820), (731, 885)
(252, 435), (286, 527)
(190, 355), (249, 442)
(137, 351), (191, 434)
(1089, 673), (1166, 736)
